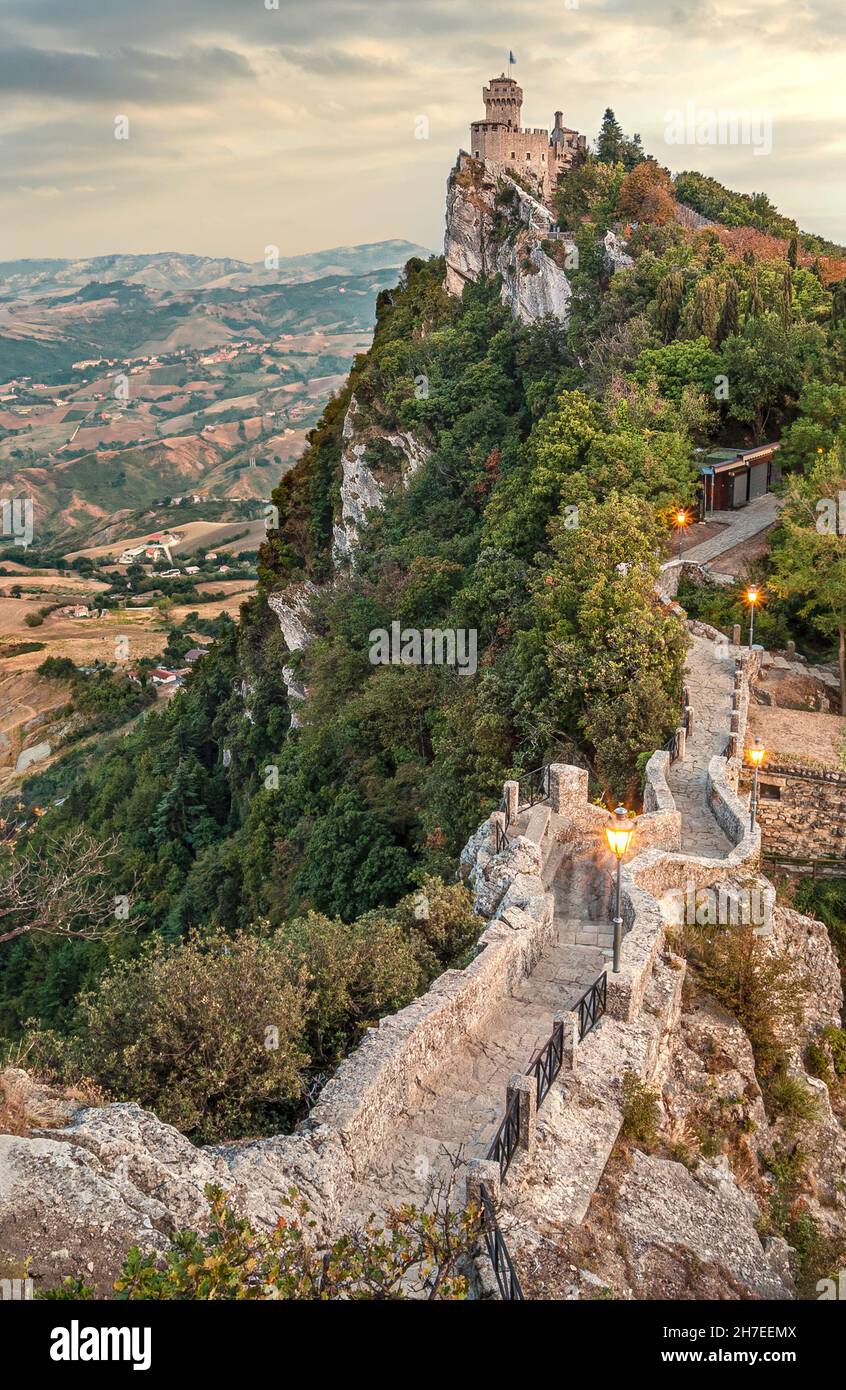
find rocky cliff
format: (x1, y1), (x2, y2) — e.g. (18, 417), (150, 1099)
(332, 393), (430, 564)
(444, 156), (575, 324)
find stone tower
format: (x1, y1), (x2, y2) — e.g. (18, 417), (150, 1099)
(468, 75), (586, 208)
(483, 75), (523, 129)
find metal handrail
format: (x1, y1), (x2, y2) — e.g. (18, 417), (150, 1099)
(516, 764), (549, 812)
(486, 1091), (521, 1182)
(575, 972), (607, 1040)
(526, 1019), (564, 1107)
(664, 728), (682, 763)
(478, 1182), (524, 1301)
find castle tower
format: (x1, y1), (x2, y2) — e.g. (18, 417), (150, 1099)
(483, 74), (522, 129)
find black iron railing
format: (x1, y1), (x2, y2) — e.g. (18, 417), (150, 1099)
(478, 1182), (524, 1301)
(486, 1091), (521, 1182)
(526, 1018), (564, 1107)
(664, 728), (682, 763)
(664, 686), (692, 763)
(575, 971), (607, 1040)
(493, 818), (509, 854)
(516, 765), (549, 812)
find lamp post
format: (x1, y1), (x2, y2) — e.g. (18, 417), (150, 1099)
(747, 737), (766, 831)
(675, 508), (689, 561)
(746, 585), (760, 650)
(605, 806), (636, 973)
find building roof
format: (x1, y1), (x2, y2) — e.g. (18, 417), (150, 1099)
(699, 442), (780, 474)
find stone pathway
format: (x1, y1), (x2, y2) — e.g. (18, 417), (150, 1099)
(667, 632), (736, 857)
(342, 633), (739, 1231)
(342, 854), (607, 1225)
(682, 495), (781, 568)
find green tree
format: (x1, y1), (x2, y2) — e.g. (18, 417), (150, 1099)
(770, 449), (846, 712)
(596, 108), (625, 164)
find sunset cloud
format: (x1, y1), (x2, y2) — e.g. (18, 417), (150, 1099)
(1, 0), (843, 262)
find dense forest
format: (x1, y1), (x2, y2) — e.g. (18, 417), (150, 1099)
(3, 126), (846, 1141)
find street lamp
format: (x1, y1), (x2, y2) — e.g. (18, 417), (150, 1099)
(605, 806), (636, 973)
(745, 584), (761, 649)
(747, 737), (766, 831)
(675, 508), (690, 561)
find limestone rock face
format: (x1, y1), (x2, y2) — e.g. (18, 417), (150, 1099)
(266, 580), (318, 654)
(333, 395), (385, 564)
(0, 1103), (231, 1295)
(498, 234), (572, 325)
(443, 165), (498, 296)
(266, 579), (319, 727)
(444, 157), (573, 325)
(332, 394), (431, 565)
(616, 1150), (794, 1299)
(470, 835), (543, 918)
(0, 1096), (349, 1293)
(603, 229), (634, 273)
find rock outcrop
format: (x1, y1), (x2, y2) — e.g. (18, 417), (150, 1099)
(266, 579), (319, 727)
(444, 156), (575, 324)
(332, 393), (431, 564)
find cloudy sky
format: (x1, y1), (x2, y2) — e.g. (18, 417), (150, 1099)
(1, 0), (845, 264)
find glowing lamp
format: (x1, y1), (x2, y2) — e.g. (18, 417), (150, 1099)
(605, 805), (636, 860)
(747, 738), (766, 769)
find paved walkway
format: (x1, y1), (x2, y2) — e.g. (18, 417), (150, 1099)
(342, 822), (609, 1226)
(667, 632), (736, 857)
(342, 634), (738, 1232)
(682, 494), (781, 568)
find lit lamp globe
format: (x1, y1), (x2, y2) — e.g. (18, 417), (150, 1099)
(747, 737), (766, 770)
(606, 806), (636, 974)
(745, 585), (761, 649)
(605, 805), (636, 859)
(747, 737), (767, 831)
(674, 508), (689, 559)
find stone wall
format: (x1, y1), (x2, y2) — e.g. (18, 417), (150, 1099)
(740, 761), (846, 862)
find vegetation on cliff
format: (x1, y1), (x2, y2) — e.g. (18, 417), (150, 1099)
(3, 137), (846, 1139)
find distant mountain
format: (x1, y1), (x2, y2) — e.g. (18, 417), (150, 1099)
(0, 242), (436, 299)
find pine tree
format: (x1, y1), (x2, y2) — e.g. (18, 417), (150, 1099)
(596, 108), (625, 165)
(656, 270), (685, 340)
(691, 276), (719, 346)
(717, 277), (740, 344)
(746, 265), (765, 320)
(779, 266), (794, 326)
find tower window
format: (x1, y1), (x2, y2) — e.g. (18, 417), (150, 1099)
(526, 153), (531, 160)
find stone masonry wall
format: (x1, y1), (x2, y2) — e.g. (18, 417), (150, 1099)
(739, 761), (846, 862)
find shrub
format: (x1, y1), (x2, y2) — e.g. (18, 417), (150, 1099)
(279, 909), (426, 1068)
(765, 1072), (820, 1125)
(394, 875), (480, 969)
(44, 1184), (477, 1301)
(37, 931), (310, 1142)
(677, 923), (800, 1081)
(23, 612), (43, 627)
(621, 1071), (660, 1148)
(822, 1025), (846, 1078)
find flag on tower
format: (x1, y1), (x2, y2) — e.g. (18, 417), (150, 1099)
(508, 50), (517, 67)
